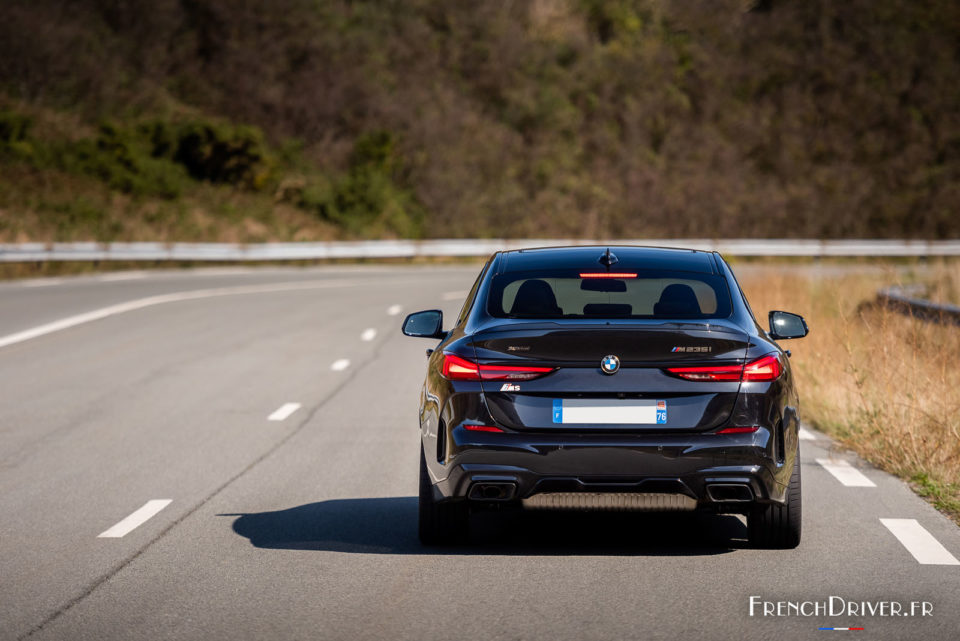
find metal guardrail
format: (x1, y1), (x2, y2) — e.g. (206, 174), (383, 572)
(876, 286), (960, 325)
(1, 239), (960, 262)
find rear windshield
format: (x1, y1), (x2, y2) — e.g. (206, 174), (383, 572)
(487, 270), (732, 319)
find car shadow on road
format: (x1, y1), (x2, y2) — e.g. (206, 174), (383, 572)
(221, 497), (745, 556)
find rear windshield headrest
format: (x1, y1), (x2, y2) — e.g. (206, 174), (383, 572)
(653, 283), (702, 316)
(510, 279), (562, 316)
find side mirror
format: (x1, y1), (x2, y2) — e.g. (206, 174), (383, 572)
(768, 310), (809, 340)
(402, 310), (445, 339)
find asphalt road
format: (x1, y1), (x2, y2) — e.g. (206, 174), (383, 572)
(1, 265), (958, 641)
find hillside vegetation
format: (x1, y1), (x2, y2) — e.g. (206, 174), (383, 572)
(1, 0), (959, 242)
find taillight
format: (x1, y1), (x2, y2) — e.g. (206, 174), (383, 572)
(741, 354), (782, 382)
(666, 353), (782, 383)
(441, 353), (555, 381)
(441, 353), (480, 379)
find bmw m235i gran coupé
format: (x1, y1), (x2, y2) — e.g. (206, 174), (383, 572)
(402, 246), (809, 548)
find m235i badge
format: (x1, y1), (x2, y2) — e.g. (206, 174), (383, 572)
(671, 346), (712, 353)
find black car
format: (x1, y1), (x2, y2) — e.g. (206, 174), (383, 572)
(402, 246), (809, 548)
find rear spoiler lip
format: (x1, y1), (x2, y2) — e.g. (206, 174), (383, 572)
(471, 318), (747, 335)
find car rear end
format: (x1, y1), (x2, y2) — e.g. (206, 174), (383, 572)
(416, 246), (801, 546)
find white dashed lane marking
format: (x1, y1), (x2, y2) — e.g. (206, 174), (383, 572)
(331, 359), (350, 371)
(267, 403), (301, 422)
(441, 290), (467, 300)
(798, 427), (816, 441)
(361, 328), (377, 341)
(816, 458), (877, 487)
(387, 304), (403, 316)
(880, 519), (960, 565)
(98, 500), (172, 538)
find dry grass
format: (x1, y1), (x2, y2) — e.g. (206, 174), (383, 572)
(738, 263), (960, 522)
(925, 262), (960, 306)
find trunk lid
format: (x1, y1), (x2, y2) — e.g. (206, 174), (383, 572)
(470, 321), (749, 431)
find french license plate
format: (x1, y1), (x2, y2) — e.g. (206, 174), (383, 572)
(552, 399), (667, 425)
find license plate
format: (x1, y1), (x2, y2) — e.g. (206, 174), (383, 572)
(552, 399), (667, 424)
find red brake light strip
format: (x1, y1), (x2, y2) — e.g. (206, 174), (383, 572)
(665, 363), (742, 382)
(666, 353), (782, 383)
(441, 353), (555, 381)
(578, 272), (638, 278)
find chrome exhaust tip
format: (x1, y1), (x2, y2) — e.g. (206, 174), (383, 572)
(468, 482), (517, 501)
(705, 483), (754, 502)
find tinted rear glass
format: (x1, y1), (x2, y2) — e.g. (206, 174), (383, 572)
(487, 270), (732, 319)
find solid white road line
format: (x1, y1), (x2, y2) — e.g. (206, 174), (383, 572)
(387, 304), (403, 316)
(815, 458), (877, 487)
(798, 427), (816, 441)
(98, 500), (172, 538)
(99, 272), (147, 282)
(360, 328), (377, 342)
(267, 402), (302, 422)
(442, 290), (467, 300)
(880, 518), (960, 565)
(20, 279), (64, 288)
(0, 279), (357, 351)
(178, 267), (254, 277)
(331, 359), (350, 371)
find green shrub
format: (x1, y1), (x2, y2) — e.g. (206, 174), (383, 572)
(139, 118), (272, 189)
(59, 123), (188, 199)
(0, 114), (275, 199)
(0, 110), (32, 144)
(169, 121), (268, 188)
(0, 110), (35, 159)
(299, 131), (424, 238)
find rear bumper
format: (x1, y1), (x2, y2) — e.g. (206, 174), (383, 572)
(429, 425), (789, 508)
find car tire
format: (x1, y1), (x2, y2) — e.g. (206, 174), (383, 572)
(418, 447), (468, 545)
(748, 451), (802, 549)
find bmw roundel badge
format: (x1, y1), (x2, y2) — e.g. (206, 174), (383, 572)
(600, 355), (620, 375)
